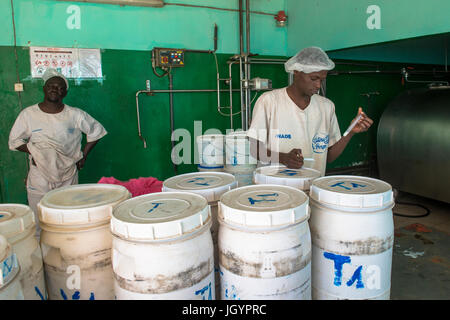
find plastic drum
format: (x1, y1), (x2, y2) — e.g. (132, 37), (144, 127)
(162, 172), (237, 298)
(0, 234), (24, 300)
(38, 184), (131, 300)
(253, 165), (321, 194)
(0, 204), (47, 299)
(218, 184), (312, 300)
(111, 192), (215, 300)
(309, 175), (394, 300)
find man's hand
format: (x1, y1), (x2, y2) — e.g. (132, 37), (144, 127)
(76, 157), (86, 170)
(351, 107), (373, 134)
(280, 148), (303, 169)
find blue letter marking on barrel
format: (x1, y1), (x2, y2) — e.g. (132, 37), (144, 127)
(324, 252), (365, 289)
(194, 282), (213, 300)
(60, 289), (96, 300)
(148, 202), (163, 213)
(279, 169), (298, 176)
(330, 182), (366, 190)
(248, 193), (278, 205)
(187, 177), (212, 186)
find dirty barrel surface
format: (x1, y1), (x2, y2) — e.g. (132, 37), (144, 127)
(162, 172), (237, 299)
(218, 184), (311, 300)
(0, 234), (24, 299)
(111, 191), (215, 300)
(0, 204), (46, 299)
(38, 184), (131, 300)
(309, 175), (394, 300)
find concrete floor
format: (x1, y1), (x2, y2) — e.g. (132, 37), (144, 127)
(390, 191), (450, 300)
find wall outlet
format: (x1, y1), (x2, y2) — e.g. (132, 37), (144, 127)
(14, 83), (24, 92)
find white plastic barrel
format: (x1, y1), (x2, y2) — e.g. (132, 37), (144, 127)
(196, 134), (225, 171)
(111, 192), (215, 300)
(38, 183), (131, 300)
(224, 131), (257, 186)
(253, 165), (321, 194)
(218, 184), (312, 300)
(0, 234), (24, 300)
(0, 204), (47, 300)
(309, 175), (394, 300)
(162, 172), (237, 298)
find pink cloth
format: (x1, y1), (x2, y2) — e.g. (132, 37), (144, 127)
(98, 176), (163, 197)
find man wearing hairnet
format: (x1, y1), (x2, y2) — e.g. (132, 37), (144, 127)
(8, 68), (107, 237)
(247, 47), (373, 176)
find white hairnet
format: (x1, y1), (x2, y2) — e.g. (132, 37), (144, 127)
(42, 68), (69, 90)
(285, 47), (335, 74)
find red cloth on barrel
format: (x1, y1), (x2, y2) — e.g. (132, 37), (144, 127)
(98, 176), (163, 197)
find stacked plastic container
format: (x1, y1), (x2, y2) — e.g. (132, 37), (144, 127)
(38, 184), (131, 300)
(0, 204), (47, 299)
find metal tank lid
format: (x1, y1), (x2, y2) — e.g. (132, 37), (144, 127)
(38, 184), (131, 226)
(309, 175), (394, 210)
(219, 184), (309, 230)
(0, 235), (20, 288)
(254, 165), (321, 191)
(110, 192), (210, 241)
(0, 204), (35, 238)
(163, 172), (237, 202)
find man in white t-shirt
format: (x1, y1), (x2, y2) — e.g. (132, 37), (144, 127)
(247, 47), (373, 176)
(8, 68), (107, 236)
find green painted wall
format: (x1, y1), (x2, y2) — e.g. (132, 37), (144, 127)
(286, 0), (450, 54)
(1, 0), (287, 56)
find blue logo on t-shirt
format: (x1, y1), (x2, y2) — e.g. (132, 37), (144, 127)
(275, 133), (292, 139)
(312, 133), (329, 153)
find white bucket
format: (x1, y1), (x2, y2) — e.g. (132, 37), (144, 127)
(196, 134), (225, 169)
(309, 175), (394, 300)
(218, 184), (312, 300)
(111, 192), (215, 300)
(0, 204), (47, 300)
(253, 165), (321, 195)
(0, 234), (24, 300)
(162, 172), (237, 299)
(38, 183), (131, 300)
(224, 131), (257, 171)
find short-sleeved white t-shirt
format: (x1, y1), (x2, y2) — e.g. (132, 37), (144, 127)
(9, 104), (107, 182)
(247, 87), (341, 176)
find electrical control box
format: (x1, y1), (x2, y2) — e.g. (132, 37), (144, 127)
(250, 77), (272, 91)
(152, 48), (185, 68)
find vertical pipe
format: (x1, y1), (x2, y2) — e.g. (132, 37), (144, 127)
(229, 62), (234, 130)
(239, 56), (246, 130)
(168, 70), (177, 174)
(239, 0), (244, 56)
(244, 0), (251, 130)
(245, 0), (250, 55)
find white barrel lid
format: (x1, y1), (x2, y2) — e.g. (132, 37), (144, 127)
(309, 175), (394, 209)
(38, 184), (131, 225)
(254, 165), (321, 190)
(162, 172), (237, 202)
(111, 192), (210, 241)
(219, 184), (309, 229)
(225, 130), (248, 141)
(196, 134), (224, 142)
(0, 204), (35, 238)
(0, 235), (19, 288)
